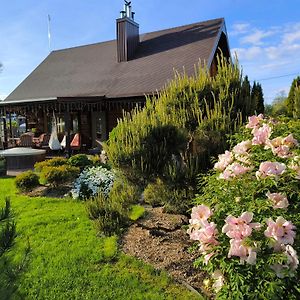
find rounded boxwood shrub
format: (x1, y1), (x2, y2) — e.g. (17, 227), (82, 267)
(68, 154), (92, 170)
(41, 165), (80, 187)
(15, 170), (40, 192)
(188, 115), (300, 299)
(34, 157), (68, 172)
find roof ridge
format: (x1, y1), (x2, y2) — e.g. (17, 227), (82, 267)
(52, 17), (224, 53)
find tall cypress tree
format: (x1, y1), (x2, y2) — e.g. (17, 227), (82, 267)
(240, 75), (252, 116)
(251, 81), (264, 114)
(287, 76), (300, 116)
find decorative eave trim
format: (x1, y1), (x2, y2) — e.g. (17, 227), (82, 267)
(0, 97), (57, 106)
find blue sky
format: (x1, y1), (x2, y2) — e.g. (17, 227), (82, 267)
(0, 0), (299, 103)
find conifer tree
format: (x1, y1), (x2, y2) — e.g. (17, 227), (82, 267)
(287, 76), (300, 116)
(240, 75), (253, 116)
(251, 81), (264, 114)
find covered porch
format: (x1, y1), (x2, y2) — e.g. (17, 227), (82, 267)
(0, 96), (144, 156)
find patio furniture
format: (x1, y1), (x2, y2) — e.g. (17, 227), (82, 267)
(18, 133), (34, 147)
(70, 133), (81, 151)
(35, 133), (51, 149)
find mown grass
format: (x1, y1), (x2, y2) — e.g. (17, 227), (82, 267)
(0, 177), (202, 299)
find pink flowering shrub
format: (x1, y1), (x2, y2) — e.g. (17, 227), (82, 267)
(189, 116), (300, 299)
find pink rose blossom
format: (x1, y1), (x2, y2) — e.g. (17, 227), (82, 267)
(246, 114), (264, 129)
(222, 212), (261, 239)
(228, 239), (257, 265)
(264, 217), (296, 245)
(256, 161), (286, 179)
(214, 151), (233, 171)
(233, 140), (252, 155)
(266, 191), (289, 209)
(252, 124), (272, 145)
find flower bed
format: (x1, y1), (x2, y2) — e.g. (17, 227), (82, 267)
(188, 115), (300, 299)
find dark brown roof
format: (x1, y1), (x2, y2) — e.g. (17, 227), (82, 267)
(4, 18), (225, 103)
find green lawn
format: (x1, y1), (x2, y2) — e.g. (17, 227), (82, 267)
(0, 177), (201, 300)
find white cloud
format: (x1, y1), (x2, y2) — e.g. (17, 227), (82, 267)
(240, 29), (275, 45)
(230, 22), (250, 35)
(230, 21), (300, 103)
(231, 46), (262, 60)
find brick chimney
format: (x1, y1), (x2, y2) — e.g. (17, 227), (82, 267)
(116, 1), (139, 62)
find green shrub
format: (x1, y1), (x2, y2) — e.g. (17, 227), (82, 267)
(143, 178), (169, 207)
(189, 116), (300, 299)
(101, 235), (118, 262)
(41, 165), (80, 187)
(34, 157), (68, 172)
(143, 178), (193, 214)
(0, 197), (16, 257)
(128, 205), (145, 221)
(105, 55), (245, 186)
(86, 177), (139, 236)
(87, 192), (128, 236)
(68, 154), (92, 170)
(15, 171), (40, 192)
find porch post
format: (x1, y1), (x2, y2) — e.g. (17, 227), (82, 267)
(8, 111), (13, 139)
(3, 116), (8, 149)
(64, 108), (71, 157)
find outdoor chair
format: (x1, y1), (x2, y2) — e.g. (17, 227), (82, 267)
(18, 133), (34, 147)
(70, 133), (81, 151)
(35, 133), (51, 149)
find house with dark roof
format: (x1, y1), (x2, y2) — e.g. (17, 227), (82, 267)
(0, 2), (231, 153)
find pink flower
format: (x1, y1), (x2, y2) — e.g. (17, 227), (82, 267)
(222, 212), (261, 240)
(233, 140), (252, 155)
(197, 222), (219, 245)
(266, 136), (283, 148)
(211, 270), (225, 292)
(266, 191), (289, 209)
(272, 145), (292, 158)
(219, 163), (252, 180)
(252, 124), (272, 145)
(283, 134), (298, 148)
(246, 114), (264, 129)
(256, 161), (286, 179)
(285, 245), (299, 271)
(204, 252), (215, 265)
(187, 205), (213, 237)
(264, 217), (296, 245)
(289, 156), (300, 179)
(228, 239), (257, 265)
(191, 205), (212, 224)
(271, 245), (299, 278)
(214, 151), (233, 171)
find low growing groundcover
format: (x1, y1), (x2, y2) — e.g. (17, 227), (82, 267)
(0, 177), (200, 300)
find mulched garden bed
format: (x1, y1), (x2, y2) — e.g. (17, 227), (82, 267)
(121, 207), (209, 297)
